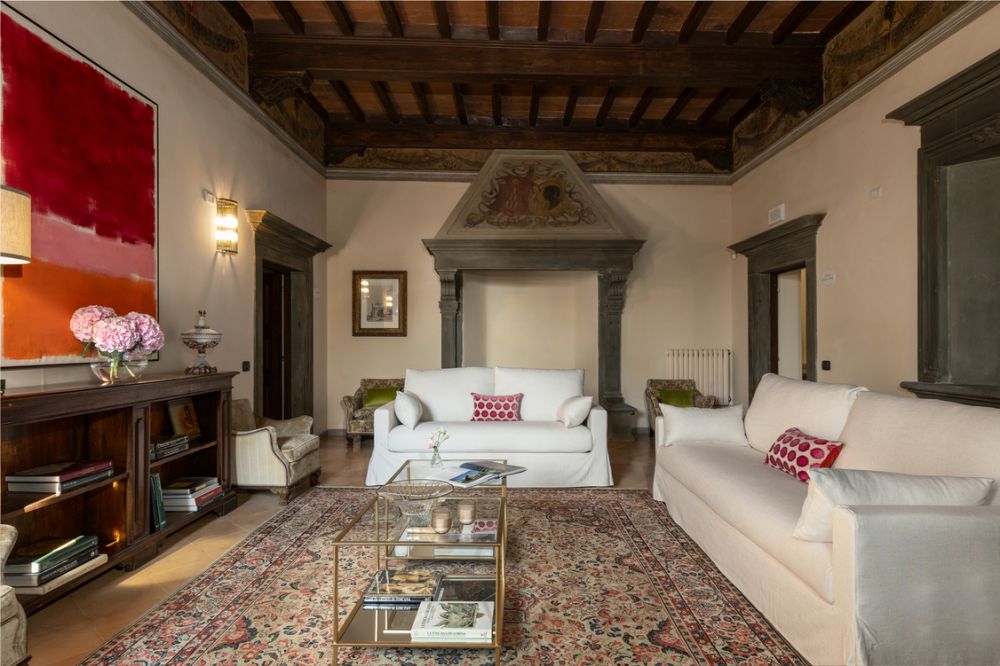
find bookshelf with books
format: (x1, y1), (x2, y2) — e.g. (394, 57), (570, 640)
(0, 372), (237, 613)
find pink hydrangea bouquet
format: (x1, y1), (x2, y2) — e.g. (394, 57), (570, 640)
(70, 305), (165, 379)
(426, 426), (450, 467)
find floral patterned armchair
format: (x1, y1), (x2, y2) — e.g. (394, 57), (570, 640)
(644, 379), (717, 432)
(341, 378), (404, 447)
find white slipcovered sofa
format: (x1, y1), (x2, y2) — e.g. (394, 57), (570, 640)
(365, 367), (611, 487)
(653, 373), (1000, 666)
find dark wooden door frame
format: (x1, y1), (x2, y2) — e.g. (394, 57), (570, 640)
(261, 262), (293, 419)
(249, 210), (331, 418)
(729, 214), (823, 399)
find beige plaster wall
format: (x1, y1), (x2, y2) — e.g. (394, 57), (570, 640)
(729, 4), (1000, 406)
(1, 3), (329, 427)
(326, 180), (732, 430)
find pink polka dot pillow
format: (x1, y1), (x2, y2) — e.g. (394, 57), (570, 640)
(471, 392), (523, 422)
(764, 427), (843, 482)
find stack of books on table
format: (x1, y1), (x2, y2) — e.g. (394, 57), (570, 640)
(4, 535), (108, 595)
(161, 476), (222, 512)
(150, 434), (190, 461)
(362, 569), (441, 611)
(410, 601), (494, 643)
(428, 460), (527, 488)
(5, 460), (114, 494)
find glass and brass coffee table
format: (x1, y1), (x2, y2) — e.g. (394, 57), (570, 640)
(331, 460), (508, 665)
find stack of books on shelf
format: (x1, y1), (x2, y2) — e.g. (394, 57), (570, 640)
(362, 569), (441, 611)
(150, 434), (190, 461)
(428, 460), (527, 488)
(3, 535), (108, 596)
(161, 476), (222, 512)
(410, 601), (494, 643)
(5, 460), (114, 495)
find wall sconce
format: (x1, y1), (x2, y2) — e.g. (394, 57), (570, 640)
(215, 197), (238, 254)
(0, 185), (32, 264)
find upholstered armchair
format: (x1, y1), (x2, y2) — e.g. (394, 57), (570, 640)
(341, 378), (404, 446)
(644, 379), (717, 432)
(231, 399), (321, 503)
(1, 524), (28, 666)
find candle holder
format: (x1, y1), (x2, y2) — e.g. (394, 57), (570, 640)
(432, 507), (452, 534)
(457, 500), (476, 525)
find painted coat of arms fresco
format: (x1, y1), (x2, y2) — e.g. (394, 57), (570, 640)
(465, 160), (595, 229)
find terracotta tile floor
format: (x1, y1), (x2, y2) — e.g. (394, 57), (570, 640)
(25, 433), (655, 665)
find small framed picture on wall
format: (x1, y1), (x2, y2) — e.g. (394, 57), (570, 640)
(353, 271), (407, 337)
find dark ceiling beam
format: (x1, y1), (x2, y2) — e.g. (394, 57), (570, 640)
(538, 1), (552, 42)
(297, 88), (330, 129)
(324, 1), (354, 36)
(329, 80), (365, 123)
(433, 0), (451, 39)
(371, 81), (400, 123)
(678, 1), (710, 44)
(411, 82), (434, 124)
(379, 1), (404, 38)
(595, 86), (619, 127)
(250, 37), (822, 88)
(486, 1), (500, 40)
(629, 87), (657, 128)
(631, 1), (658, 44)
(772, 1), (819, 45)
(271, 1), (305, 35)
(220, 1), (254, 33)
(662, 87), (695, 127)
(585, 1), (605, 43)
(529, 84), (541, 126)
(697, 88), (732, 127)
(728, 92), (761, 129)
(819, 1), (871, 42)
(452, 83), (469, 125)
(563, 86), (579, 126)
(325, 123), (730, 152)
(492, 84), (502, 125)
(725, 1), (766, 45)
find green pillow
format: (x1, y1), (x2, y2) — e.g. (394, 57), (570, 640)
(363, 387), (397, 409)
(658, 388), (695, 408)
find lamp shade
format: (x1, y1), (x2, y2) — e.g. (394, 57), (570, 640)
(0, 185), (31, 264)
(215, 197), (238, 254)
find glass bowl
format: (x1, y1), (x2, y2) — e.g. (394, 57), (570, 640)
(90, 358), (148, 384)
(377, 479), (454, 517)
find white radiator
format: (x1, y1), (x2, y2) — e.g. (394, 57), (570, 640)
(664, 349), (733, 405)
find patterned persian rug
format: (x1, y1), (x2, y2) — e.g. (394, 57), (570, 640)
(84, 488), (804, 665)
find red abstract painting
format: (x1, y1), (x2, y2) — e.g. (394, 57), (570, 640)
(1, 8), (157, 365)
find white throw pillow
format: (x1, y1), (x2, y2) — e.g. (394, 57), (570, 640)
(394, 390), (423, 429)
(660, 404), (748, 447)
(556, 396), (592, 428)
(793, 468), (995, 542)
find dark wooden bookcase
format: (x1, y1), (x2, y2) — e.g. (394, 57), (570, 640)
(1, 372), (237, 614)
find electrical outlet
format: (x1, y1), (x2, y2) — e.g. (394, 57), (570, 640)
(821, 360), (831, 371)
(768, 203), (786, 226)
(241, 361), (251, 372)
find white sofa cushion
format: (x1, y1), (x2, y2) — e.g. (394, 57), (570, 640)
(794, 468), (995, 542)
(387, 421), (593, 454)
(394, 390), (423, 428)
(494, 367), (584, 421)
(659, 443), (835, 602)
(659, 404), (748, 447)
(744, 374), (865, 454)
(404, 367), (494, 422)
(557, 396), (593, 428)
(835, 392), (1000, 498)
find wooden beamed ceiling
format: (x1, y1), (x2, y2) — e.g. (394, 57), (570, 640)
(225, 1), (871, 168)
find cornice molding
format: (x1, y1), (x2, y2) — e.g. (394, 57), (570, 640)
(325, 167), (732, 185)
(122, 1), (325, 176)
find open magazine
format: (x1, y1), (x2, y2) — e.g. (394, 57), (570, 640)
(426, 460), (527, 488)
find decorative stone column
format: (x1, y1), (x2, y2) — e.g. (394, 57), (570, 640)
(438, 270), (462, 368)
(598, 268), (636, 440)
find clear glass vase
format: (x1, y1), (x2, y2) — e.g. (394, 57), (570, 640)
(90, 358), (148, 384)
(429, 447), (443, 468)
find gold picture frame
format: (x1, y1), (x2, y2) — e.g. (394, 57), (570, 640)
(353, 271), (407, 337)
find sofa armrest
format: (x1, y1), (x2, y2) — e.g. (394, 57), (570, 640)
(0, 524), (17, 568)
(373, 401), (398, 449)
(232, 426), (291, 485)
(258, 414), (313, 437)
(654, 415), (666, 447)
(832, 505), (1000, 666)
